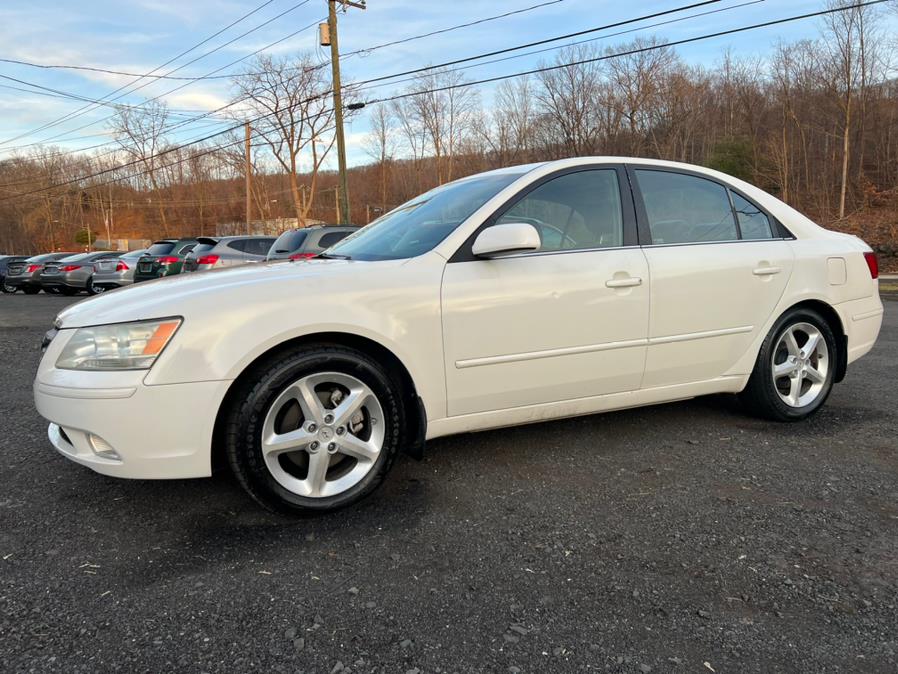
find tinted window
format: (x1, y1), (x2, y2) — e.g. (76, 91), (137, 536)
(270, 230), (308, 254)
(176, 243), (196, 255)
(496, 170), (623, 251)
(318, 231), (352, 248)
(731, 191), (773, 239)
(636, 170), (738, 244)
(329, 171), (525, 261)
(147, 242), (175, 255)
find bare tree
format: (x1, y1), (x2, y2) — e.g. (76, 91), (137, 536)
(231, 54), (336, 224)
(110, 100), (172, 235)
(364, 103), (398, 213)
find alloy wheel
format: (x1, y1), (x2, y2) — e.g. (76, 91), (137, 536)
(771, 322), (829, 408)
(260, 371), (384, 498)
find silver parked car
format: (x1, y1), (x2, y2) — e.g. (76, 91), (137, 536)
(39, 251), (119, 296)
(182, 235), (276, 273)
(4, 252), (78, 294)
(266, 225), (360, 261)
(90, 249), (147, 292)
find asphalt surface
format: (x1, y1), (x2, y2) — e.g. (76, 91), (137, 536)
(1, 293), (896, 673)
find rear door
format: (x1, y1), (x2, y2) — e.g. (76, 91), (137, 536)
(629, 166), (794, 388)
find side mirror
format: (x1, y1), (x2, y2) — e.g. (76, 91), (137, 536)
(472, 222), (541, 258)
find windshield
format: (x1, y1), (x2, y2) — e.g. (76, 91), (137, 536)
(327, 171), (525, 261)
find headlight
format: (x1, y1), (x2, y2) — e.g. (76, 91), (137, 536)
(55, 318), (182, 371)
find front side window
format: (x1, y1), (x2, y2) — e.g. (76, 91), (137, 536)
(636, 170), (738, 244)
(328, 171), (525, 261)
(496, 170), (623, 251)
(731, 191), (773, 239)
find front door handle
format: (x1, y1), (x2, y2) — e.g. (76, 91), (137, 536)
(752, 265), (782, 276)
(605, 276), (643, 288)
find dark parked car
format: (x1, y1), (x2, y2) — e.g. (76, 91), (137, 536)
(183, 236), (276, 273)
(1, 255), (29, 293)
(266, 225), (360, 261)
(90, 249), (147, 292)
(39, 251), (120, 295)
(4, 252), (78, 294)
(133, 238), (198, 283)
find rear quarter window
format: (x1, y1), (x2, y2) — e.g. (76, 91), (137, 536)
(318, 231), (353, 248)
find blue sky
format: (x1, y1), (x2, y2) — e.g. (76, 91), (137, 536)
(0, 0), (894, 169)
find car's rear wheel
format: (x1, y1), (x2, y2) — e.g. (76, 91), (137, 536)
(22, 286), (40, 295)
(740, 307), (837, 421)
(1, 279), (15, 294)
(86, 276), (106, 295)
(59, 287), (79, 296)
(224, 345), (406, 514)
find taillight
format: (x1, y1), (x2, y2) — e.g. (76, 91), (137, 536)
(60, 265), (81, 272)
(289, 253), (316, 260)
(26, 264), (41, 273)
(115, 261), (129, 272)
(197, 254), (220, 265)
(863, 251), (879, 279)
(157, 256), (179, 265)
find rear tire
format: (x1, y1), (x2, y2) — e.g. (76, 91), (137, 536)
(740, 307), (837, 421)
(86, 276), (106, 295)
(1, 279), (15, 294)
(22, 286), (40, 295)
(224, 344), (407, 515)
(59, 287), (79, 296)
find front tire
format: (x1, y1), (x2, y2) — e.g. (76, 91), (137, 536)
(740, 307), (837, 421)
(224, 344), (407, 514)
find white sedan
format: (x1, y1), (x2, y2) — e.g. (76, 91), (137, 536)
(34, 158), (883, 514)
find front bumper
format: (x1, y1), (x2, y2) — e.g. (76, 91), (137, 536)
(35, 377), (230, 479)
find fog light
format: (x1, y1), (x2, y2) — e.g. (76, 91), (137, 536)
(88, 434), (120, 460)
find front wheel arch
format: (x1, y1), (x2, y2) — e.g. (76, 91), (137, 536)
(211, 332), (426, 474)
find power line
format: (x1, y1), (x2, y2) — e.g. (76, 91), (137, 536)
(0, 0), (567, 82)
(0, 0), (722, 160)
(0, 0), (312, 147)
(1, 0), (886, 202)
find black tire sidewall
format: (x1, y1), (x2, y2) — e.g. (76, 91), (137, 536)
(1, 281), (15, 294)
(227, 347), (405, 514)
(757, 308), (837, 420)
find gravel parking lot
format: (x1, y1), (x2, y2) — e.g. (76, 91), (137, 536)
(1, 294), (896, 673)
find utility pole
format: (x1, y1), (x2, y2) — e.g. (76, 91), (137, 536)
(245, 121), (253, 234)
(324, 0), (365, 224)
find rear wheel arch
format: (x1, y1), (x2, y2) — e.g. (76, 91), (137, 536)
(781, 299), (847, 382)
(211, 332), (426, 474)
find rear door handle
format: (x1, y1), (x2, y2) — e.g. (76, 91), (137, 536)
(605, 276), (643, 288)
(752, 266), (782, 276)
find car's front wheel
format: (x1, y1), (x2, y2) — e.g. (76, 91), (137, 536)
(741, 307), (837, 421)
(224, 345), (406, 514)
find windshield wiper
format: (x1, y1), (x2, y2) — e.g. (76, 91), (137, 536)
(316, 252), (351, 260)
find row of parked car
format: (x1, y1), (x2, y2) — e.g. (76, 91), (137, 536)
(0, 225), (359, 296)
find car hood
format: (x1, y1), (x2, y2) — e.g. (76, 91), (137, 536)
(56, 258), (407, 328)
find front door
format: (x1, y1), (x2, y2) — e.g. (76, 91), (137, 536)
(441, 167), (650, 417)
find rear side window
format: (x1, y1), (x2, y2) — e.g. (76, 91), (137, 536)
(496, 170), (624, 251)
(731, 191), (773, 239)
(318, 231), (352, 248)
(146, 242), (175, 255)
(636, 170), (738, 244)
(176, 243), (196, 255)
(191, 242), (217, 256)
